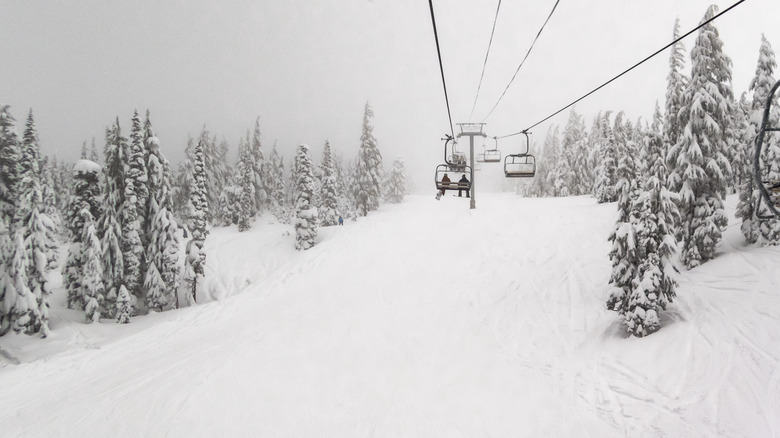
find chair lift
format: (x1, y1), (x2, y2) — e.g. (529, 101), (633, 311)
(754, 79), (780, 219)
(504, 131), (536, 178)
(477, 137), (502, 163)
(435, 134), (473, 196)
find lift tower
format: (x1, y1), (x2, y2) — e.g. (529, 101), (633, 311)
(456, 123), (486, 209)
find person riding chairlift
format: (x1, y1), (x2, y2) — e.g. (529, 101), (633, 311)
(458, 174), (470, 198)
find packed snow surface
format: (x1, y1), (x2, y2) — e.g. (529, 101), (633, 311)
(1, 193), (779, 437)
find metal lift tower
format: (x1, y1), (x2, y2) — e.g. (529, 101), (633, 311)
(456, 123), (486, 210)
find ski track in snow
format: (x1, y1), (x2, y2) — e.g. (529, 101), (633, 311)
(1, 194), (779, 437)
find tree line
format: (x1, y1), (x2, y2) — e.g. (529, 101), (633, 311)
(0, 102), (407, 336)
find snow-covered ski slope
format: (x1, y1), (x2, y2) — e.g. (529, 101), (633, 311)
(2, 193), (779, 437)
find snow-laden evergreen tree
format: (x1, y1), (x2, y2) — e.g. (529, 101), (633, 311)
(593, 112), (618, 203)
(172, 137), (195, 221)
(354, 103), (383, 216)
(0, 218), (12, 335)
(730, 94), (751, 192)
(562, 108), (590, 195)
(0, 105), (21, 225)
(238, 140), (255, 232)
(742, 35), (780, 245)
(385, 158), (407, 204)
(1, 231), (39, 335)
(39, 156), (62, 239)
(16, 111), (56, 336)
(268, 143), (289, 223)
(143, 129), (181, 310)
(551, 126), (573, 197)
(198, 128), (230, 223)
(293, 144), (318, 250)
(99, 121), (127, 317)
(81, 210), (104, 323)
(184, 135), (209, 304)
(250, 117), (268, 213)
(63, 160), (102, 310)
(664, 18), (689, 159)
(124, 111), (148, 299)
(621, 105), (679, 337)
(318, 140), (340, 225)
(606, 112), (641, 316)
(89, 137), (100, 164)
(145, 163), (181, 311)
(332, 151), (354, 219)
(670, 5), (733, 269)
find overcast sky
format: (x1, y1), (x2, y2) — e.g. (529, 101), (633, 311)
(2, 0), (779, 193)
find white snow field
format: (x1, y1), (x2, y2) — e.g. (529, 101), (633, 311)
(1, 193), (779, 437)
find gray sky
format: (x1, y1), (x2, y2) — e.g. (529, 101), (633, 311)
(2, 0), (779, 193)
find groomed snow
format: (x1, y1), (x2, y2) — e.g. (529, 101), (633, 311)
(1, 193), (779, 437)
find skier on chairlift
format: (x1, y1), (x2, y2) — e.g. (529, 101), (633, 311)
(458, 174), (470, 198)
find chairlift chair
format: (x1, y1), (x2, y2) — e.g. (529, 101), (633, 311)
(435, 134), (473, 195)
(504, 131), (536, 178)
(754, 79), (780, 219)
(477, 137), (501, 163)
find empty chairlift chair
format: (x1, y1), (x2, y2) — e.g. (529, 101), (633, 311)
(504, 131), (536, 178)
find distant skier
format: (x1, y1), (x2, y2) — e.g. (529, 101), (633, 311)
(338, 216), (344, 226)
(458, 174), (470, 198)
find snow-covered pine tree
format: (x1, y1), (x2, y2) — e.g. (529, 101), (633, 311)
(729, 94), (751, 191)
(90, 137), (100, 164)
(16, 111), (56, 336)
(99, 121), (127, 317)
(593, 112), (618, 203)
(0, 218), (12, 335)
(318, 140), (340, 225)
(385, 158), (407, 204)
(143, 127), (181, 310)
(606, 112), (641, 316)
(63, 160), (102, 310)
(125, 111), (148, 299)
(172, 137), (195, 221)
(39, 156), (62, 238)
(293, 144), (318, 250)
(268, 143), (289, 223)
(354, 103), (383, 216)
(744, 35), (780, 245)
(238, 140), (255, 232)
(81, 210), (104, 323)
(332, 151), (354, 219)
(250, 117), (268, 213)
(0, 105), (21, 226)
(1, 230), (39, 335)
(199, 128), (229, 223)
(664, 18), (689, 159)
(551, 125), (574, 197)
(145, 157), (180, 311)
(622, 104), (679, 337)
(673, 5), (733, 269)
(562, 108), (589, 195)
(184, 135), (209, 304)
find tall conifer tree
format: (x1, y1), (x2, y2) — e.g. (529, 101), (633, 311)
(671, 6), (732, 268)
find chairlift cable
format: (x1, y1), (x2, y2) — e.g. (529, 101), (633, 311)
(428, 0), (455, 139)
(481, 0), (561, 122)
(468, 0), (502, 122)
(496, 0), (747, 140)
